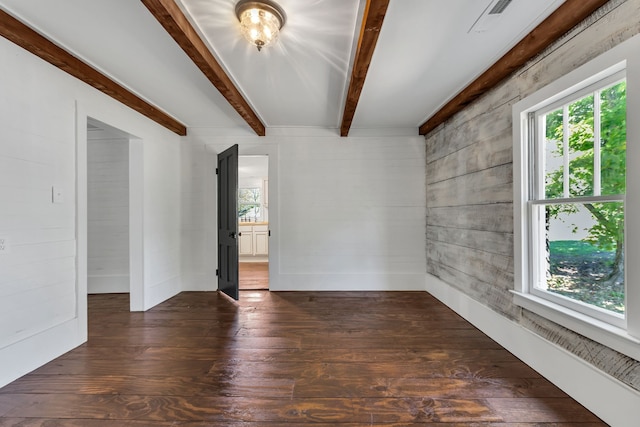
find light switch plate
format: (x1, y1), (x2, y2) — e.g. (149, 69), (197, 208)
(52, 186), (64, 203)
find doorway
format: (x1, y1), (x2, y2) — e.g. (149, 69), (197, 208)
(238, 155), (269, 290)
(84, 117), (143, 311)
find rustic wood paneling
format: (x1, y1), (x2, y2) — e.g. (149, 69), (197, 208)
(426, 261), (521, 321)
(427, 164), (513, 208)
(426, 133), (512, 186)
(426, 204), (514, 234)
(426, 101), (514, 164)
(427, 225), (513, 257)
(428, 241), (513, 289)
(425, 0), (640, 393)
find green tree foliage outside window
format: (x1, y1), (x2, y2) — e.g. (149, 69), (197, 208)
(542, 80), (626, 313)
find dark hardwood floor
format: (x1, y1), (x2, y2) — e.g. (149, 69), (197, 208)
(0, 291), (605, 425)
(239, 261), (268, 290)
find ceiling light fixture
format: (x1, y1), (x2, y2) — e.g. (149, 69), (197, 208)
(235, 0), (286, 52)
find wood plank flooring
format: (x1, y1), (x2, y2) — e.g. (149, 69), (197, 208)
(239, 262), (268, 290)
(0, 291), (605, 425)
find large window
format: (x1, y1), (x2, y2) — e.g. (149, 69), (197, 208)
(513, 34), (640, 360)
(530, 75), (626, 326)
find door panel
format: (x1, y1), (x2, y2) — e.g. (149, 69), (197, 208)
(238, 226), (253, 256)
(217, 145), (239, 300)
(254, 231), (269, 255)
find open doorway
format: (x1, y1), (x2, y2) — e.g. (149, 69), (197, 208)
(84, 118), (143, 310)
(87, 119), (129, 297)
(238, 155), (269, 290)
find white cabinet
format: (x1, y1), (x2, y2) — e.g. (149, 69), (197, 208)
(239, 224), (268, 256)
(253, 225), (269, 255)
(238, 225), (253, 256)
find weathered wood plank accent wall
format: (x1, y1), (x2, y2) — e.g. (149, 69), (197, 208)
(425, 0), (640, 390)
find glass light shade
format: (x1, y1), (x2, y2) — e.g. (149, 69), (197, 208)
(235, 1), (285, 51)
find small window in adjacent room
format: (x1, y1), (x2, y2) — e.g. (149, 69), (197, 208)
(239, 187), (262, 221)
(512, 34), (640, 360)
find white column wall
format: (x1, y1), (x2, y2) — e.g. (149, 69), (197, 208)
(180, 137), (216, 291)
(0, 36), (182, 387)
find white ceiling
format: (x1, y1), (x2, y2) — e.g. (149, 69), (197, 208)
(0, 0), (566, 135)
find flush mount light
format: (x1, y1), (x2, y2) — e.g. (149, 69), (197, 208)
(235, 0), (286, 52)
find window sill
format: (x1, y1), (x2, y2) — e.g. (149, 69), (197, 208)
(511, 290), (640, 361)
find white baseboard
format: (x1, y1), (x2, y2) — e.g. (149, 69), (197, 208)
(87, 275), (130, 294)
(425, 273), (639, 426)
(0, 317), (85, 388)
(180, 272), (216, 292)
(145, 275), (181, 310)
(273, 273), (426, 291)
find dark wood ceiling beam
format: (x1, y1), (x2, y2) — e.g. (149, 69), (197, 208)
(340, 0), (390, 137)
(0, 9), (187, 136)
(141, 0), (265, 136)
(419, 0), (610, 136)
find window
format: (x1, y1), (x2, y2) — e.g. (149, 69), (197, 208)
(239, 187), (262, 221)
(513, 34), (640, 360)
(530, 75), (626, 327)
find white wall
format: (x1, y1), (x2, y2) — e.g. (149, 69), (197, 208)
(141, 130), (181, 308)
(180, 136), (216, 291)
(87, 137), (130, 293)
(182, 128), (426, 292)
(0, 35), (183, 387)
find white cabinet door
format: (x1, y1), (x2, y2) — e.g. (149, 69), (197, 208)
(238, 226), (253, 256)
(253, 225), (268, 255)
(254, 231), (269, 255)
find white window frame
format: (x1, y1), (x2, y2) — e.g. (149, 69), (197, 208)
(513, 34), (640, 360)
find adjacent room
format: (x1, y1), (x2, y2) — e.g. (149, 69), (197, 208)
(238, 155), (269, 291)
(0, 0), (638, 425)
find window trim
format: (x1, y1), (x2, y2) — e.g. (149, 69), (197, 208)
(513, 33), (640, 361)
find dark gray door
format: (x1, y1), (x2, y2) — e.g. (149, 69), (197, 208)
(217, 144), (239, 300)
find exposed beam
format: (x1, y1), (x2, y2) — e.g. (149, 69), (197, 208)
(0, 9), (187, 136)
(141, 0), (266, 136)
(419, 0), (610, 136)
(340, 0), (390, 137)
